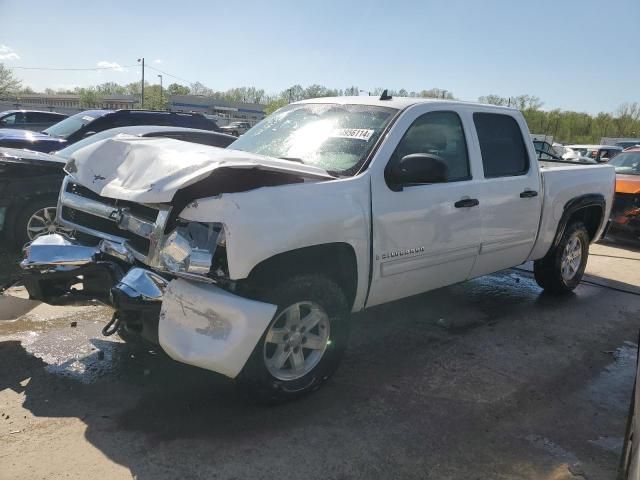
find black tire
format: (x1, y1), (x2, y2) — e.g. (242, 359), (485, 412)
(534, 221), (590, 293)
(9, 195), (59, 250)
(237, 274), (350, 404)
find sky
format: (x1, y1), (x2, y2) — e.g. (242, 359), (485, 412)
(0, 0), (638, 114)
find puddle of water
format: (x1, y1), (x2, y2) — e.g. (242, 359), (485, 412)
(588, 435), (624, 453)
(582, 343), (637, 413)
(526, 434), (580, 464)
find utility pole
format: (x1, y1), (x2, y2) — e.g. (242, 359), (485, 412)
(137, 57), (145, 108)
(157, 74), (163, 109)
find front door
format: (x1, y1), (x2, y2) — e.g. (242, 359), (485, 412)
(367, 108), (483, 307)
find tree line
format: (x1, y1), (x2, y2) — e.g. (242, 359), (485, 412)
(1, 62), (639, 143)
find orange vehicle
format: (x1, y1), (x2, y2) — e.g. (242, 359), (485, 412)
(610, 148), (640, 236)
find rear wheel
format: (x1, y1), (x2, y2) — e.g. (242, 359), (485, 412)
(534, 221), (590, 293)
(237, 274), (350, 404)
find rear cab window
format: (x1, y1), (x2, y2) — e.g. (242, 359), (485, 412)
(473, 112), (529, 177)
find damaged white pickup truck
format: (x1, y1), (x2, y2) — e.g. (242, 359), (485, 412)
(21, 95), (615, 402)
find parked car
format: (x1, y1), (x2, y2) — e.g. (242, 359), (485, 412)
(0, 126), (235, 248)
(616, 141), (640, 150)
(533, 140), (595, 163)
(533, 140), (563, 160)
(566, 144), (623, 163)
(21, 96), (615, 402)
(608, 148), (640, 237)
(0, 110), (68, 132)
(0, 109), (221, 153)
(220, 121), (251, 136)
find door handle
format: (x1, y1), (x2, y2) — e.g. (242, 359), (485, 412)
(454, 198), (479, 208)
(520, 190), (538, 198)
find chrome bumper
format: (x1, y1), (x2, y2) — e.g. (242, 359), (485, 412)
(20, 234), (277, 378)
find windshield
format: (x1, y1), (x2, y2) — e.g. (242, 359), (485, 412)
(610, 151), (640, 175)
(229, 103), (397, 175)
(43, 112), (97, 139)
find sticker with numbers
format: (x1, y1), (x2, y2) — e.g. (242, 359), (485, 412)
(330, 128), (375, 141)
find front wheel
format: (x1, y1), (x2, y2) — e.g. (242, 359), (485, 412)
(10, 195), (73, 250)
(237, 274), (350, 404)
(534, 221), (590, 293)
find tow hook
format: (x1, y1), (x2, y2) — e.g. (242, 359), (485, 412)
(102, 311), (122, 336)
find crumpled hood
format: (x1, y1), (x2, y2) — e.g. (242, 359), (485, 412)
(66, 134), (333, 203)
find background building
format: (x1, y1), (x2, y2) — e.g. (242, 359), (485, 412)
(0, 93), (266, 126)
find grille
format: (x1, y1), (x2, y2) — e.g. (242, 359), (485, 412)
(62, 206), (151, 254)
(58, 177), (170, 263)
(66, 182), (159, 221)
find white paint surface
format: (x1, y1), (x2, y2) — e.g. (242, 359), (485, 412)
(158, 279), (277, 378)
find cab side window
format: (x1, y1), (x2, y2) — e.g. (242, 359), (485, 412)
(473, 113), (529, 177)
(389, 111), (470, 183)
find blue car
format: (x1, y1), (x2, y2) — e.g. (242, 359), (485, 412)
(0, 110), (68, 132)
(0, 109), (221, 153)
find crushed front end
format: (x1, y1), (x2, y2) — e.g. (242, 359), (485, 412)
(20, 176), (277, 378)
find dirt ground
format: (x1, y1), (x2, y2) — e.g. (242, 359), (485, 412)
(1, 236), (640, 479)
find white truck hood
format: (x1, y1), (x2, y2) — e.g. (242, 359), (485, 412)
(65, 134), (333, 203)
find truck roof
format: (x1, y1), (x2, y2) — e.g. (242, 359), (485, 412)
(294, 95), (518, 112)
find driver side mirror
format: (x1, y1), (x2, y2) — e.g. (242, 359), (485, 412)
(388, 153), (448, 188)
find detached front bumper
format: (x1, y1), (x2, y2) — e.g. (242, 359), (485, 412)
(21, 234), (277, 378)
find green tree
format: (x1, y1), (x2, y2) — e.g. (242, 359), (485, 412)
(190, 81), (213, 96)
(265, 97), (288, 115)
(0, 63), (22, 97)
(478, 94), (509, 106)
(77, 87), (101, 108)
(142, 84), (168, 110)
(166, 83), (190, 95)
(95, 82), (127, 95)
(344, 86), (360, 96)
(418, 88), (454, 99)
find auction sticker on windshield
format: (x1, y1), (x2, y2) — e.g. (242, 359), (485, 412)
(330, 128), (374, 141)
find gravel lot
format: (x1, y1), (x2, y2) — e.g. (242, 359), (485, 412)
(1, 237), (639, 479)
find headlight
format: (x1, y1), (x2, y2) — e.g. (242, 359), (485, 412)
(159, 222), (225, 276)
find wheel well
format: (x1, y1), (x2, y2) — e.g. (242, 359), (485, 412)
(567, 205), (603, 240)
(244, 243), (358, 309)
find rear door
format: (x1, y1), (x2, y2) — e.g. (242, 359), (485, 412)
(468, 112), (542, 278)
(367, 106), (483, 307)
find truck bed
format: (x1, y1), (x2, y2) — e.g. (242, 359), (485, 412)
(528, 161), (616, 260)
